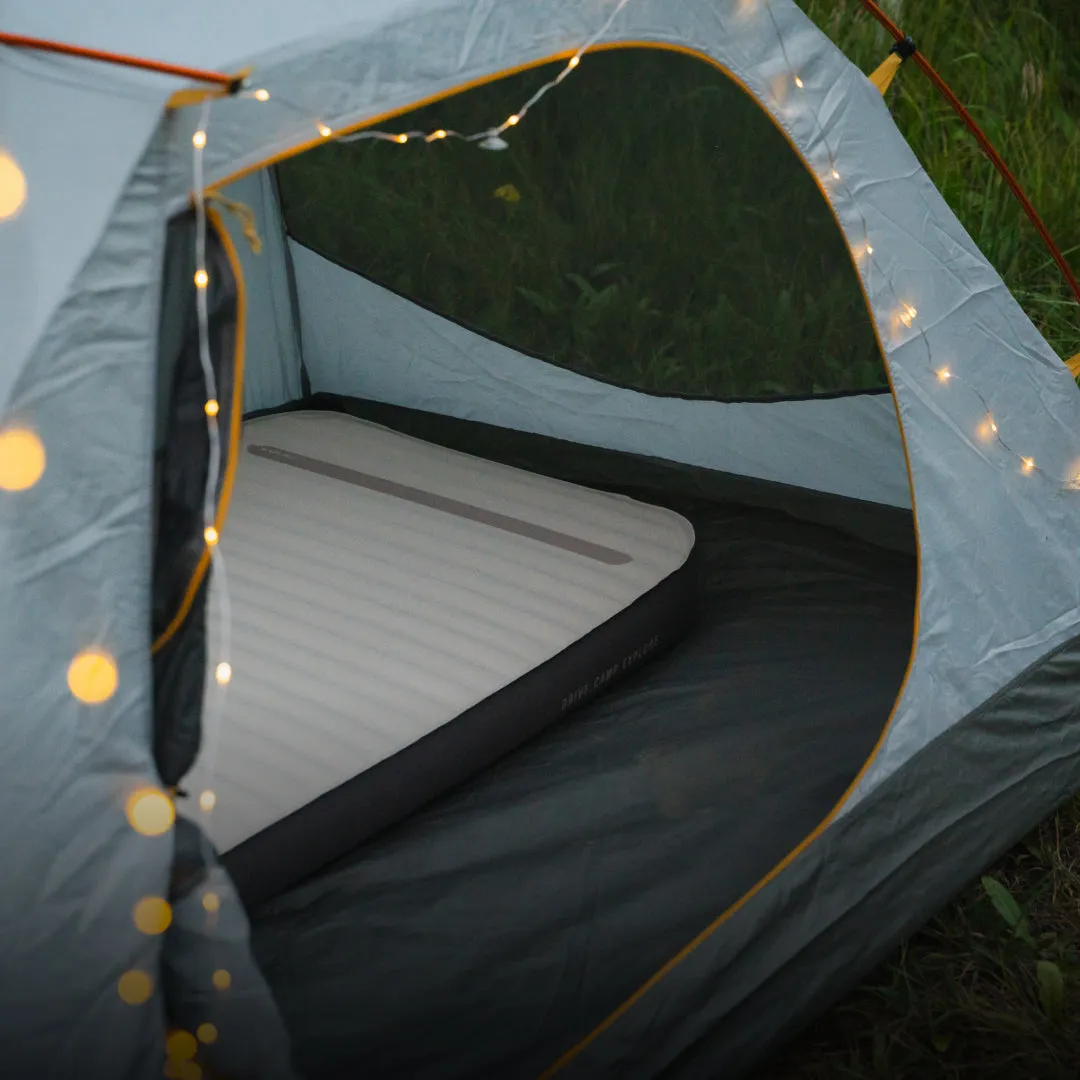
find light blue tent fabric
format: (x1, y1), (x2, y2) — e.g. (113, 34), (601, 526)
(2, 2), (1080, 1077)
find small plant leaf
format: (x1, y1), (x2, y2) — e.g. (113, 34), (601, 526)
(565, 272), (598, 300)
(1037, 960), (1065, 1019)
(516, 287), (559, 316)
(982, 876), (1025, 932)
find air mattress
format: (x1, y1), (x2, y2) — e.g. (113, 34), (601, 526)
(181, 410), (699, 904)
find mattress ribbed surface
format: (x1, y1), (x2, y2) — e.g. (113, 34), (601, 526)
(184, 410), (695, 853)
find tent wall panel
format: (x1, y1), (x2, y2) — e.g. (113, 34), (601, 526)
(221, 169), (305, 415)
(290, 240), (912, 508)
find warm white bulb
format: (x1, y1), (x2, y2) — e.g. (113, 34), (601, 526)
(317, 123), (332, 138)
(395, 134), (408, 144)
(936, 367), (952, 382)
(254, 88), (270, 102)
(507, 114), (520, 126)
(568, 56), (581, 69)
(429, 129), (447, 141)
(194, 269), (208, 289)
(865, 244), (874, 255)
(1022, 457), (1036, 473)
(204, 525), (219, 546)
(192, 130), (207, 150)
(991, 420), (998, 434)
(199, 790), (217, 812)
(794, 76), (804, 88)
(204, 399), (220, 417)
(215, 661), (232, 685)
(0, 151), (28, 220)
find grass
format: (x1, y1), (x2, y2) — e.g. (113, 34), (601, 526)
(278, 0), (1080, 1073)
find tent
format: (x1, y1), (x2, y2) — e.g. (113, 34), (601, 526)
(3, 1), (1080, 1078)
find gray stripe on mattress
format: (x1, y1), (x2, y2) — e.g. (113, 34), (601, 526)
(246, 444), (633, 565)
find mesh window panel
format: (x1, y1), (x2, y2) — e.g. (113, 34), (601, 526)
(277, 48), (886, 400)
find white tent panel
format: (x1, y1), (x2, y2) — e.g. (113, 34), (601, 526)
(290, 240), (912, 507)
(219, 170), (305, 414)
(0, 54), (166, 412)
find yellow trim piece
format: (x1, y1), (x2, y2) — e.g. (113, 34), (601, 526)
(152, 205), (247, 655)
(166, 67), (252, 110)
(869, 52), (904, 95)
(1066, 352), (1080, 378)
(187, 40), (922, 1072)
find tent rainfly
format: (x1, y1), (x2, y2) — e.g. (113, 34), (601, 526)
(3, 1), (1080, 1078)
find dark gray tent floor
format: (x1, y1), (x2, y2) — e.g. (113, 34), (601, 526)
(248, 496), (915, 1080)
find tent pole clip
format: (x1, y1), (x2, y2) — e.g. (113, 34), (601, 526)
(891, 36), (918, 62)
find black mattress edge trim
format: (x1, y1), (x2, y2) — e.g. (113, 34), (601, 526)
(222, 543), (704, 911)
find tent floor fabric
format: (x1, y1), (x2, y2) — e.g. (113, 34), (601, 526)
(248, 490), (916, 1080)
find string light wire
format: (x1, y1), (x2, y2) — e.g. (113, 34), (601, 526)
(190, 101), (233, 827)
(330, 0), (632, 148)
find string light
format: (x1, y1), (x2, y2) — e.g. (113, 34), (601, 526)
(0, 425), (46, 491)
(67, 648), (118, 705)
(332, 0), (631, 151)
(0, 150), (27, 220)
(118, 970), (153, 1005)
(745, 3), (1077, 491)
(194, 269), (208, 289)
(253, 88), (270, 102)
(133, 896), (173, 935)
(126, 787), (175, 837)
(165, 1031), (198, 1063)
(212, 969), (231, 991)
(197, 1023), (218, 1045)
(188, 105), (235, 956)
(192, 130), (207, 150)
